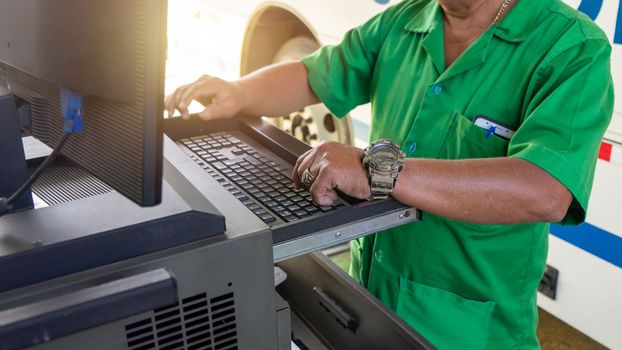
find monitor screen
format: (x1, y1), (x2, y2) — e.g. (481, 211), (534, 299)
(0, 0), (167, 206)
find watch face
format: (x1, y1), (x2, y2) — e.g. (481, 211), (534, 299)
(371, 147), (398, 170)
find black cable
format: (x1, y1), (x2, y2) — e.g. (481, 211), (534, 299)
(0, 132), (72, 216)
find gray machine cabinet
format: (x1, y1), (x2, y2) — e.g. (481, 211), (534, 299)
(20, 229), (278, 350)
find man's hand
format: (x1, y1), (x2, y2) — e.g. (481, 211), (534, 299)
(164, 75), (247, 120)
(164, 62), (320, 121)
(293, 141), (370, 206)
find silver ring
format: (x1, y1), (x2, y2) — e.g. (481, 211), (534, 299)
(300, 169), (316, 189)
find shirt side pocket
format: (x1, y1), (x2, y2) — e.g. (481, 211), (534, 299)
(396, 277), (496, 350)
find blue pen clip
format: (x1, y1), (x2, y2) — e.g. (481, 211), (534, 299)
(485, 126), (496, 138)
(61, 88), (84, 134)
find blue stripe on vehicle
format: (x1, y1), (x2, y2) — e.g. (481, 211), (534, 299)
(615, 0), (622, 44)
(577, 0), (603, 20)
(550, 223), (622, 269)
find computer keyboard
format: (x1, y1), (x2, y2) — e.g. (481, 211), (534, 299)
(179, 132), (343, 225)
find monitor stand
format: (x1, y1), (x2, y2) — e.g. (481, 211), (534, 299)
(0, 88), (33, 213)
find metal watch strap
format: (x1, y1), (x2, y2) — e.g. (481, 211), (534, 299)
(368, 168), (395, 200)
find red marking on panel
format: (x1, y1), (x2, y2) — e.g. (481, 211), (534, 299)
(599, 142), (613, 162)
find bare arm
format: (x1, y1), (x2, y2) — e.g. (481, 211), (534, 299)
(164, 61), (319, 120)
(236, 61), (320, 117)
(393, 157), (573, 224)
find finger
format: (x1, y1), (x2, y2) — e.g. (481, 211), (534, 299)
(172, 86), (195, 119)
(292, 149), (314, 189)
(308, 161), (337, 204)
(309, 166), (338, 206)
(164, 86), (186, 117)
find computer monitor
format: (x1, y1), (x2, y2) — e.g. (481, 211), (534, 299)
(0, 0), (167, 206)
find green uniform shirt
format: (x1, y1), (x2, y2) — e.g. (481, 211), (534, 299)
(302, 0), (614, 348)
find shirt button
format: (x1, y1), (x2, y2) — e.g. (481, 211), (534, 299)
(431, 83), (443, 95)
(406, 142), (417, 154)
(375, 249), (383, 263)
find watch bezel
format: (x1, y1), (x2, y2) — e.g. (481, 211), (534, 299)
(368, 144), (400, 171)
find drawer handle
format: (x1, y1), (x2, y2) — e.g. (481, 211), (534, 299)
(313, 286), (358, 333)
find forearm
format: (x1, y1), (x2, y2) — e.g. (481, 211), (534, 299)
(236, 61), (320, 117)
(392, 157), (572, 224)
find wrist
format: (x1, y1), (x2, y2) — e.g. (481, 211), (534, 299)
(392, 158), (414, 201)
(232, 80), (253, 116)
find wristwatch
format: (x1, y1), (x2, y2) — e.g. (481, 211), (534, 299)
(361, 139), (406, 200)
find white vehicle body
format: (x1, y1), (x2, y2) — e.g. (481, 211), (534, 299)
(166, 0), (622, 348)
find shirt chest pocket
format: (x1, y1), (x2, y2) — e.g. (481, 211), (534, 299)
(438, 112), (510, 160)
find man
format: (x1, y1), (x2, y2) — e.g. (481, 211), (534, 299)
(165, 0), (614, 347)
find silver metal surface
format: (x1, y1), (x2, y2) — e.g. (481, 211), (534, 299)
(273, 207), (417, 262)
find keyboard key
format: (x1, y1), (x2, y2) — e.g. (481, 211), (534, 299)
(263, 200), (278, 207)
(255, 192), (268, 200)
(259, 213), (276, 223)
(287, 205), (302, 212)
(305, 207), (320, 215)
(293, 210), (310, 218)
(253, 208), (267, 215)
(247, 204), (260, 210)
(244, 156), (262, 165)
(277, 210), (292, 217)
(212, 162), (226, 170)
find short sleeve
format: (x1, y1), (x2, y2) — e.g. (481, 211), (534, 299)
(509, 39), (614, 225)
(301, 4), (402, 118)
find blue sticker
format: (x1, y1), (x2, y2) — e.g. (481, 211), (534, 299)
(61, 88), (84, 134)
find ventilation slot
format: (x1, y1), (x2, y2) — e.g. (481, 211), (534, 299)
(125, 292), (237, 350)
(30, 166), (113, 206)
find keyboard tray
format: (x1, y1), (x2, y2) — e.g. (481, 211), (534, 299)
(164, 116), (421, 261)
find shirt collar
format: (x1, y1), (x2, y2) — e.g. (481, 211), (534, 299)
(493, 0), (549, 42)
(404, 1), (441, 33)
(403, 0), (549, 42)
